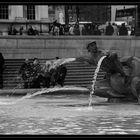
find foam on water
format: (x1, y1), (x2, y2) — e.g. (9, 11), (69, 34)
(75, 106), (93, 111)
(0, 101), (15, 105)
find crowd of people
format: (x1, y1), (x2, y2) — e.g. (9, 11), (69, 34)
(18, 57), (67, 89)
(50, 22), (135, 36)
(6, 21), (135, 36)
(8, 24), (39, 36)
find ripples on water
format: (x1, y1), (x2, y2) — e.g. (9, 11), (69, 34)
(1, 114), (140, 135)
(0, 95), (140, 135)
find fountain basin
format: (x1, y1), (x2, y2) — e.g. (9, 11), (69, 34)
(94, 86), (126, 98)
(0, 86), (90, 96)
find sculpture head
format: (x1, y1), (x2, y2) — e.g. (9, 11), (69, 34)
(87, 41), (98, 53)
(33, 58), (39, 65)
(25, 58), (29, 64)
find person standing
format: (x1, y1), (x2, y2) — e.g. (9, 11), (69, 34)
(73, 23), (80, 35)
(105, 22), (114, 35)
(0, 52), (5, 88)
(112, 23), (118, 36)
(119, 23), (128, 36)
(19, 25), (24, 35)
(69, 25), (74, 35)
(93, 25), (101, 35)
(59, 25), (64, 35)
(27, 25), (35, 35)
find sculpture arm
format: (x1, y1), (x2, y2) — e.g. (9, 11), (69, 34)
(76, 56), (95, 65)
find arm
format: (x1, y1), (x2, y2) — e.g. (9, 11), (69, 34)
(76, 56), (95, 65)
(108, 52), (126, 77)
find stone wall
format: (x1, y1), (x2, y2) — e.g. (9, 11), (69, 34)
(0, 35), (139, 59)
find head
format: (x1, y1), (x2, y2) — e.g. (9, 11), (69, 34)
(94, 25), (99, 30)
(112, 23), (115, 26)
(45, 61), (51, 68)
(122, 23), (125, 26)
(108, 22), (111, 26)
(33, 58), (39, 65)
(29, 25), (32, 28)
(25, 58), (29, 63)
(55, 57), (60, 60)
(87, 41), (98, 53)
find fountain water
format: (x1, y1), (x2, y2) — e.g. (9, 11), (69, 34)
(0, 56), (106, 108)
(52, 58), (76, 68)
(88, 56), (107, 107)
(0, 58), (77, 105)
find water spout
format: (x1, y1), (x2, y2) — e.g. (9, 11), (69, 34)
(88, 56), (107, 106)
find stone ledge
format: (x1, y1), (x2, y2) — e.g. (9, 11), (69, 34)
(0, 86), (90, 96)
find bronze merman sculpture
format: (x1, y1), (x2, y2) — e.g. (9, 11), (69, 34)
(76, 41), (140, 103)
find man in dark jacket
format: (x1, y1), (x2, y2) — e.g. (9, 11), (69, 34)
(119, 23), (128, 36)
(105, 22), (114, 35)
(0, 52), (5, 88)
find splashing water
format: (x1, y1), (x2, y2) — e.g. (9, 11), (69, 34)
(0, 88), (63, 105)
(0, 58), (78, 105)
(0, 56), (106, 108)
(88, 56), (107, 107)
(53, 58), (76, 68)
(6, 86), (88, 105)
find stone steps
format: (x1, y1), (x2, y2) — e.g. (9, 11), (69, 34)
(3, 59), (105, 89)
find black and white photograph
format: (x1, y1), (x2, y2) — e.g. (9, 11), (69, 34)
(0, 0), (140, 137)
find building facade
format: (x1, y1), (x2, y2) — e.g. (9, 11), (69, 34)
(0, 5), (65, 34)
(0, 5), (111, 35)
(111, 5), (136, 25)
(66, 5), (110, 24)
